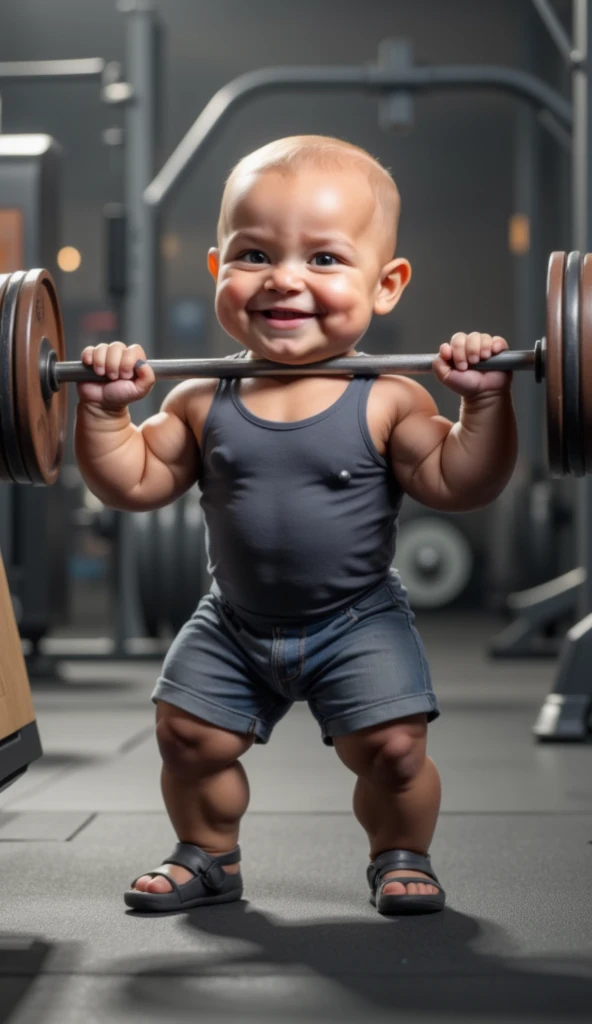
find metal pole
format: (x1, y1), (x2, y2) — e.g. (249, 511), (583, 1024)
(121, 1), (160, 369)
(531, 0), (579, 65)
(144, 63), (572, 211)
(53, 349), (537, 384)
(0, 58), (105, 81)
(117, 0), (161, 644)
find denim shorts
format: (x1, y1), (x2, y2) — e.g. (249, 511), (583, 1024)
(151, 576), (440, 746)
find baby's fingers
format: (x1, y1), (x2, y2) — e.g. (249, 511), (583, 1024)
(119, 345), (148, 379)
(132, 359), (156, 392)
(105, 342), (128, 379)
(85, 343), (109, 375)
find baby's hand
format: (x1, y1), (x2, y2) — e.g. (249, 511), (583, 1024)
(77, 342), (156, 409)
(432, 332), (511, 398)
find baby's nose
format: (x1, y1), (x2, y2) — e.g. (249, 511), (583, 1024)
(264, 264), (304, 292)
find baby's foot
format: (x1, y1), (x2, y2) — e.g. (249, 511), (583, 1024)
(133, 859), (240, 893)
(380, 869), (440, 897)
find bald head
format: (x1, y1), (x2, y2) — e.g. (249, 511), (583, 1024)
(217, 135), (401, 260)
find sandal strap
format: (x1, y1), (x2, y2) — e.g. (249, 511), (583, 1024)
(367, 849), (439, 891)
(164, 842), (241, 892)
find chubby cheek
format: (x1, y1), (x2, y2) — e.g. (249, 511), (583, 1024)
(319, 278), (371, 329)
(215, 278), (249, 329)
(318, 276), (357, 310)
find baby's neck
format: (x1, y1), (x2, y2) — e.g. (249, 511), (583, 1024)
(243, 347), (359, 381)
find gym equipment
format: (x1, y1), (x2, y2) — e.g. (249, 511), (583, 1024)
(0, 251), (591, 489)
(0, 134), (68, 647)
(0, 269), (66, 486)
(0, 550), (42, 792)
(499, 0), (592, 742)
(135, 490), (209, 637)
(394, 517), (474, 609)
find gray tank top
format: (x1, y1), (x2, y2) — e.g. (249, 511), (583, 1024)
(199, 371), (404, 624)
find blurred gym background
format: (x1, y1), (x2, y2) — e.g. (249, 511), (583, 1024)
(3, 6), (592, 1023)
(0, 0), (576, 656)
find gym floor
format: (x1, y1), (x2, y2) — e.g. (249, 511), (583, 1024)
(0, 612), (591, 1024)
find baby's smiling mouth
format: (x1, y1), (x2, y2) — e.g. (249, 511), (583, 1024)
(255, 307), (317, 320)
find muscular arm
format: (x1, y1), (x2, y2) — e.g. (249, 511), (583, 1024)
(388, 377), (518, 512)
(75, 380), (210, 511)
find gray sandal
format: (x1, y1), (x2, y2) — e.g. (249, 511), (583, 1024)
(124, 842), (243, 913)
(368, 849), (446, 915)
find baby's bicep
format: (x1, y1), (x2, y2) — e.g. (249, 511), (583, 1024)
(388, 383), (456, 509)
(132, 387), (201, 506)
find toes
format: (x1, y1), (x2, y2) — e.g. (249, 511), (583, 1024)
(382, 881), (408, 896)
(146, 876), (174, 894)
(381, 880), (440, 897)
(132, 873), (173, 894)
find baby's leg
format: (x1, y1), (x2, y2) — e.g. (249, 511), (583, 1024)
(133, 700), (254, 894)
(334, 714), (442, 896)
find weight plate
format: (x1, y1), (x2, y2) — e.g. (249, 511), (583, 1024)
(545, 251), (566, 477)
(562, 251), (585, 477)
(0, 272), (30, 483)
(393, 516), (474, 608)
(580, 254), (592, 473)
(0, 275), (14, 483)
(14, 270), (67, 486)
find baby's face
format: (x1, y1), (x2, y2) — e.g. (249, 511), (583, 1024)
(209, 168), (409, 364)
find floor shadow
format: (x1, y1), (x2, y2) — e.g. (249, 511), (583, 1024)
(0, 936), (56, 1024)
(115, 902), (592, 1021)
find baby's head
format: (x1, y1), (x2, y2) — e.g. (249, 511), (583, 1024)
(208, 135), (411, 364)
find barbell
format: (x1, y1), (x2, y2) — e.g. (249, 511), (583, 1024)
(0, 249), (591, 487)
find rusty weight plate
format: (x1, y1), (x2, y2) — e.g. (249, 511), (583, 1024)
(0, 271), (30, 483)
(0, 274), (14, 482)
(14, 270), (67, 486)
(545, 252), (566, 477)
(580, 254), (592, 473)
(562, 252), (585, 476)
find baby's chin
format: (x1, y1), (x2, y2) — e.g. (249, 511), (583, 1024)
(243, 337), (359, 366)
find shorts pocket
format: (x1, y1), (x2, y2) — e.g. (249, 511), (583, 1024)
(347, 581), (406, 623)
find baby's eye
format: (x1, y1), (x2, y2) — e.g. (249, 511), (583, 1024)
(237, 250), (269, 264)
(310, 253), (341, 267)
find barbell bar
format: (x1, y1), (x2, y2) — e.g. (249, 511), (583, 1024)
(50, 348), (540, 385)
(0, 249), (591, 487)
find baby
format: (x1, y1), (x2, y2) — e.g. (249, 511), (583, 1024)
(75, 135), (518, 916)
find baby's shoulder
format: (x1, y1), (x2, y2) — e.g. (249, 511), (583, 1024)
(365, 374), (435, 454)
(162, 378), (220, 443)
(368, 373), (436, 423)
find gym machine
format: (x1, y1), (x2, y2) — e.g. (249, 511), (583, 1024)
(489, 2), (592, 742)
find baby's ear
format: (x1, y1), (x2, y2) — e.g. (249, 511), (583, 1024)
(208, 248), (220, 281)
(374, 258), (411, 315)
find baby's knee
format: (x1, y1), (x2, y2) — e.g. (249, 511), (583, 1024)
(156, 704), (251, 778)
(367, 722), (427, 790)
